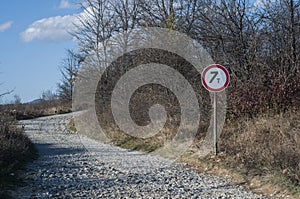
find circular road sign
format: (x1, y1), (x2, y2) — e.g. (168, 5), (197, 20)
(201, 64), (230, 92)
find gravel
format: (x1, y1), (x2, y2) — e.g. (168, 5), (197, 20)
(12, 113), (271, 198)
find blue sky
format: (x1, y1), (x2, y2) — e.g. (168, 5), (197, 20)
(0, 0), (80, 103)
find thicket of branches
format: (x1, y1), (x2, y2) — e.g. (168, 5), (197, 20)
(71, 0), (299, 118)
(69, 0), (300, 186)
(57, 49), (83, 102)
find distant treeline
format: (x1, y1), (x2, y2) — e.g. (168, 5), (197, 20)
(0, 99), (71, 120)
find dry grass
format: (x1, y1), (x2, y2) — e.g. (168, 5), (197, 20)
(220, 112), (300, 184)
(94, 111), (300, 198)
(1, 99), (71, 120)
(0, 112), (37, 197)
(209, 111), (300, 198)
(102, 124), (168, 152)
(68, 118), (77, 132)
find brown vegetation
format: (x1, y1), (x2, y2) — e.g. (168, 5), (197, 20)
(1, 99), (71, 120)
(220, 113), (300, 197)
(0, 110), (37, 197)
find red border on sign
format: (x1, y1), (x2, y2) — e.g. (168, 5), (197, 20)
(201, 64), (230, 92)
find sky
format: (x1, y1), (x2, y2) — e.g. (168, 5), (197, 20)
(0, 0), (81, 103)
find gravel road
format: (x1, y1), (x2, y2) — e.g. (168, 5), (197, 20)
(12, 113), (271, 198)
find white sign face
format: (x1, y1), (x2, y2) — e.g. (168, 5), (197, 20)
(201, 64), (230, 92)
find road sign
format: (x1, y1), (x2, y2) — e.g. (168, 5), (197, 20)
(201, 64), (230, 92)
(201, 64), (230, 156)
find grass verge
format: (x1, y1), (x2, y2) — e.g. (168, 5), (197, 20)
(182, 112), (300, 199)
(68, 118), (77, 132)
(88, 111), (300, 199)
(0, 112), (38, 198)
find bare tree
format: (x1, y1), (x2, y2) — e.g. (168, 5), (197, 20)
(41, 89), (58, 101)
(57, 49), (82, 102)
(13, 94), (21, 104)
(0, 72), (14, 98)
(258, 0), (299, 77)
(71, 0), (300, 116)
(0, 89), (13, 98)
(74, 0), (118, 68)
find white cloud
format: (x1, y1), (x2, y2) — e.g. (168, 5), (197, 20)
(58, 0), (78, 9)
(254, 0), (275, 8)
(254, 0), (264, 7)
(20, 15), (79, 42)
(0, 21), (13, 32)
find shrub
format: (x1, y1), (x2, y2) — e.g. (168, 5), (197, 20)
(0, 111), (37, 193)
(220, 112), (300, 186)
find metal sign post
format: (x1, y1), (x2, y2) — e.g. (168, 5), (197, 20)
(213, 92), (217, 155)
(201, 64), (230, 156)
